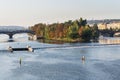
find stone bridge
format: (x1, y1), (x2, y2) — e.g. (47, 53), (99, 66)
(0, 26), (34, 39)
(99, 30), (120, 37)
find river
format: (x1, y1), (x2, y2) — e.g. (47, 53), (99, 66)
(0, 34), (120, 80)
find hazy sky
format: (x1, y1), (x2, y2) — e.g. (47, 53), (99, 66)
(0, 0), (120, 26)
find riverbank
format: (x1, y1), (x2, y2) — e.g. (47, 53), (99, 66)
(38, 38), (85, 43)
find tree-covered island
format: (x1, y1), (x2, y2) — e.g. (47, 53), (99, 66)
(29, 18), (99, 42)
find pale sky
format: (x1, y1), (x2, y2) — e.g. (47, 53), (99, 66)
(0, 0), (120, 27)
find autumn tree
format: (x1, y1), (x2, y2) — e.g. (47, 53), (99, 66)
(29, 18), (95, 42)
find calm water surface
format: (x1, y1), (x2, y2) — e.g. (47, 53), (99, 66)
(0, 34), (120, 80)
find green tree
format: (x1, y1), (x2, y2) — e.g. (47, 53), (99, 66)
(92, 24), (99, 40)
(44, 26), (49, 39)
(78, 18), (87, 26)
(68, 21), (79, 39)
(79, 26), (92, 42)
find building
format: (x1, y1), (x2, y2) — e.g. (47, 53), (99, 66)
(98, 22), (120, 30)
(98, 23), (107, 30)
(107, 22), (120, 29)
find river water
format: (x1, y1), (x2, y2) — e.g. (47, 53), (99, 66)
(0, 34), (120, 80)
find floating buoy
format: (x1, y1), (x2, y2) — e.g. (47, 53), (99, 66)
(81, 56), (85, 64)
(82, 56), (85, 61)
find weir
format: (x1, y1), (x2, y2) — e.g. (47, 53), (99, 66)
(8, 46), (34, 52)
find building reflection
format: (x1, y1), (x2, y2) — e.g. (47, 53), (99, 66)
(99, 37), (120, 44)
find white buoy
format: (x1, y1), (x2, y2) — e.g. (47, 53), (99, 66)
(82, 56), (85, 61)
(81, 56), (85, 64)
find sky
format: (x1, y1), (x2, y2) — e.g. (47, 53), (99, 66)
(0, 0), (120, 27)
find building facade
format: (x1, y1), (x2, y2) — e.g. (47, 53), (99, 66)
(98, 22), (120, 30)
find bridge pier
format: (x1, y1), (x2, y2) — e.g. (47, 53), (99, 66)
(8, 34), (13, 39)
(9, 35), (13, 39)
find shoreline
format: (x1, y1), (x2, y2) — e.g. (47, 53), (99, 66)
(37, 38), (92, 44)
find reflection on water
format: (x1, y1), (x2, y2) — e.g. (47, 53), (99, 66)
(82, 56), (85, 64)
(13, 34), (29, 42)
(38, 39), (65, 44)
(99, 37), (120, 44)
(0, 34), (9, 42)
(38, 37), (120, 45)
(82, 60), (85, 64)
(0, 33), (30, 42)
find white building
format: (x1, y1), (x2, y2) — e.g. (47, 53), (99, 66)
(98, 22), (120, 30)
(107, 22), (120, 29)
(98, 23), (107, 30)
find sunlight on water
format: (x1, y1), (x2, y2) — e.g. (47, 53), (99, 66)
(0, 34), (9, 42)
(13, 33), (29, 42)
(0, 33), (29, 42)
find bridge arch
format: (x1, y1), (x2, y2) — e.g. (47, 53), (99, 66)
(0, 26), (35, 39)
(0, 30), (34, 39)
(0, 34), (9, 40)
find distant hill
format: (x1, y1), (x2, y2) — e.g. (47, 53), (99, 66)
(87, 19), (120, 24)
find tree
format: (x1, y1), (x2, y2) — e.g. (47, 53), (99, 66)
(29, 18), (93, 42)
(79, 26), (92, 42)
(44, 26), (49, 39)
(92, 24), (99, 40)
(78, 18), (87, 26)
(68, 21), (79, 39)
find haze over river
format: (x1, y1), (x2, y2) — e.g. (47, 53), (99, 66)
(0, 33), (120, 80)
